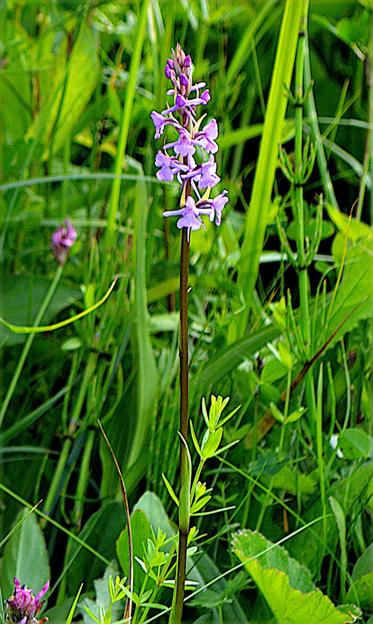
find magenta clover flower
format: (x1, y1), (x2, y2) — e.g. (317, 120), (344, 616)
(51, 219), (77, 265)
(151, 43), (228, 239)
(5, 578), (49, 624)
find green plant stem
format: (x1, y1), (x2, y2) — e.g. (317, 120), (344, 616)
(294, 18), (309, 346)
(0, 264), (63, 428)
(173, 228), (190, 624)
(256, 368), (292, 532)
(357, 9), (373, 221)
(304, 36), (338, 209)
(316, 364), (327, 556)
(105, 0), (151, 249)
(72, 428), (95, 527)
(293, 6), (318, 439)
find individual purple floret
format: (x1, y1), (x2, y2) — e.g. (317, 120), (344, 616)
(151, 44), (228, 239)
(5, 578), (49, 624)
(51, 219), (77, 265)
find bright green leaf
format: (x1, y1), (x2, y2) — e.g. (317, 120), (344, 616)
(232, 530), (353, 624)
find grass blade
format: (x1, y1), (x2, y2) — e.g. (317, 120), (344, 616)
(235, 0), (304, 335)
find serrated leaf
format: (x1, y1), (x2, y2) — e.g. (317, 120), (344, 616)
(232, 530), (353, 624)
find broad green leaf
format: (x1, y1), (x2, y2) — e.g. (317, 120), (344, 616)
(319, 240), (373, 351)
(0, 51), (31, 146)
(339, 428), (372, 460)
(116, 510), (154, 593)
(132, 491), (176, 541)
(232, 530), (352, 624)
(352, 542), (373, 580)
(26, 25), (100, 157)
(262, 358), (288, 384)
(327, 205), (373, 244)
(0, 276), (80, 347)
(347, 574), (373, 610)
(0, 279), (116, 335)
(347, 543), (373, 608)
(127, 176), (159, 469)
(0, 513), (50, 600)
(263, 465), (316, 496)
(116, 492), (175, 594)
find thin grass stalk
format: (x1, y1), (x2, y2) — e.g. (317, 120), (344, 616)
(71, 428), (95, 528)
(105, 0), (151, 249)
(43, 352), (97, 521)
(295, 6), (327, 563)
(293, 5), (319, 448)
(294, 11), (310, 349)
(0, 483), (110, 565)
(235, 0), (303, 337)
(357, 10), (373, 221)
(316, 364), (327, 554)
(0, 264), (63, 428)
(304, 35), (338, 210)
(173, 227), (190, 624)
(98, 420), (134, 623)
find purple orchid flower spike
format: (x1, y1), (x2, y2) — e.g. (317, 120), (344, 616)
(5, 578), (49, 623)
(51, 219), (77, 266)
(151, 43), (228, 239)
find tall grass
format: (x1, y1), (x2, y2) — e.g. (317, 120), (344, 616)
(0, 1), (372, 622)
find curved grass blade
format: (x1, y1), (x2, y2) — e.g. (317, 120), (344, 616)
(0, 278), (117, 334)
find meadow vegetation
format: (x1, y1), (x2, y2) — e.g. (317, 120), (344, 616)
(0, 1), (372, 623)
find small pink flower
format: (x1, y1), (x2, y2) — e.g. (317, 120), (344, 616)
(6, 578), (49, 623)
(51, 219), (77, 265)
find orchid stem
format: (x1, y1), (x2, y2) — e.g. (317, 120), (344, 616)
(173, 227), (190, 623)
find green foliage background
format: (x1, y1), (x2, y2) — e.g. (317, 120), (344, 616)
(0, 0), (372, 622)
